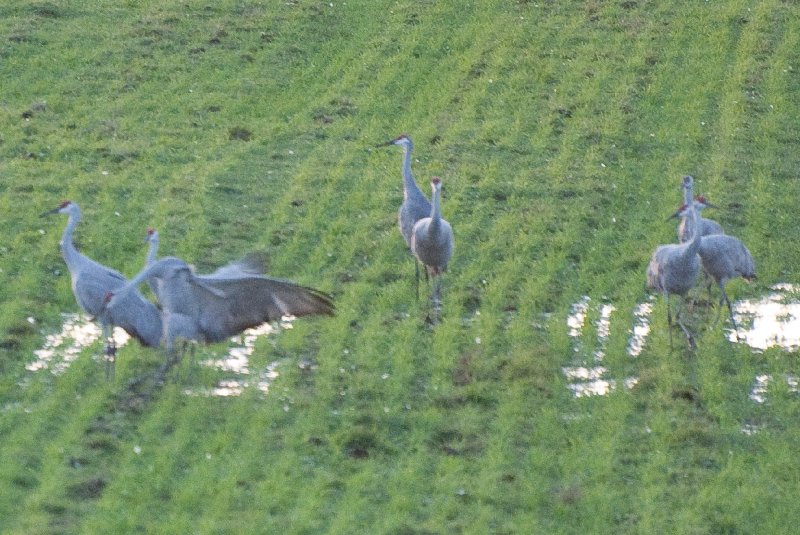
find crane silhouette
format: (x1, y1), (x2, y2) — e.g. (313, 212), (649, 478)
(382, 134), (432, 296)
(411, 177), (453, 312)
(42, 201), (162, 377)
(669, 195), (724, 243)
(104, 255), (335, 370)
(646, 176), (702, 349)
(698, 234), (756, 336)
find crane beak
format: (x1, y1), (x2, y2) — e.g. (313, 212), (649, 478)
(666, 210), (681, 221)
(39, 207), (60, 217)
(703, 201), (719, 209)
(376, 139), (394, 148)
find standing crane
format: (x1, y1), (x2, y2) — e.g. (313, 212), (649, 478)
(411, 177), (454, 312)
(697, 234), (756, 336)
(382, 134), (432, 296)
(646, 176), (702, 349)
(669, 195), (725, 243)
(104, 255), (335, 369)
(42, 201), (162, 377)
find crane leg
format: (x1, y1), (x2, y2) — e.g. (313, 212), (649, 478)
(674, 299), (696, 350)
(415, 259), (420, 301)
(719, 285), (741, 339)
(665, 293), (674, 351)
(102, 324), (116, 380)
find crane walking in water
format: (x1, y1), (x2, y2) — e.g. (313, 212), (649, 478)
(42, 201), (162, 377)
(382, 134), (432, 297)
(698, 234), (755, 337)
(669, 195), (724, 243)
(647, 176), (702, 349)
(104, 255), (335, 373)
(411, 177), (453, 316)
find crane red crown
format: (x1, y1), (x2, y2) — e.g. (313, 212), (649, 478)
(58, 200), (72, 208)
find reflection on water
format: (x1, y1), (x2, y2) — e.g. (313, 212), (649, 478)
(627, 299), (654, 357)
(187, 323), (284, 397)
(31, 314), (289, 397)
(567, 296), (591, 340)
(28, 313), (130, 374)
(748, 373), (799, 404)
(730, 283), (800, 351)
(563, 297), (639, 398)
(186, 362), (281, 397)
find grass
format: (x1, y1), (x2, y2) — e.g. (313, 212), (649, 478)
(1, 0), (800, 532)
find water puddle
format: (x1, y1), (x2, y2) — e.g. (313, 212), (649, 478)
(729, 283), (800, 351)
(627, 299), (655, 357)
(748, 373), (799, 404)
(28, 313), (130, 374)
(563, 296), (641, 397)
(185, 322), (291, 397)
(563, 284), (800, 400)
(30, 314), (291, 397)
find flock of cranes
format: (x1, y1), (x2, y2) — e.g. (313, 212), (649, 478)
(41, 137), (753, 378)
(647, 175), (755, 349)
(41, 134), (453, 377)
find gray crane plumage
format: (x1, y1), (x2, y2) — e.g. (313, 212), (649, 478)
(411, 177), (454, 307)
(646, 176), (702, 348)
(669, 196), (725, 243)
(144, 228), (265, 300)
(698, 234), (755, 334)
(384, 134), (433, 297)
(42, 201), (162, 372)
(386, 134), (432, 246)
(105, 255), (335, 352)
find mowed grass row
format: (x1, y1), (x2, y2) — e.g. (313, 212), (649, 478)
(1, 0), (799, 532)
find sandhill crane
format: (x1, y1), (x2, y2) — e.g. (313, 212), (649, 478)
(42, 201), (162, 376)
(411, 177), (454, 311)
(382, 134), (432, 295)
(104, 255), (335, 368)
(646, 176), (702, 349)
(698, 234), (756, 335)
(669, 195), (725, 243)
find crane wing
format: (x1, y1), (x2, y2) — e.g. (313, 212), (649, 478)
(188, 274), (335, 343)
(204, 251), (268, 279)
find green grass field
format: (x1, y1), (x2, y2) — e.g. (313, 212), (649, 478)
(2, 0), (800, 533)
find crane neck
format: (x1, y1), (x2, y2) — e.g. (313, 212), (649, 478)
(429, 186), (443, 232)
(60, 207), (82, 270)
(146, 237), (159, 267)
(684, 183), (701, 254)
(401, 145), (418, 194)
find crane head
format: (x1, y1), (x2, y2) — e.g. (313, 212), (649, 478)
(40, 199), (74, 217)
(431, 176), (442, 186)
(667, 203), (688, 220)
(682, 175), (693, 188)
(145, 227), (158, 242)
(694, 195), (718, 209)
(379, 133), (411, 148)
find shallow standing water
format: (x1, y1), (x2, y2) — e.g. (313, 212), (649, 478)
(28, 313), (288, 396)
(562, 284), (800, 404)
